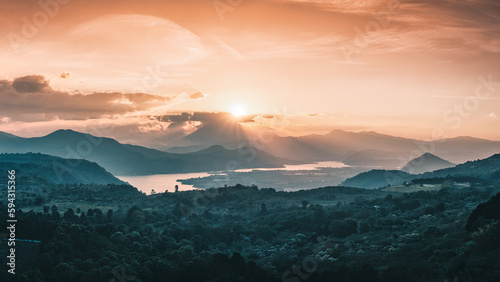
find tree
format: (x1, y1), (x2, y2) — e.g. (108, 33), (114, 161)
(260, 203), (268, 214)
(127, 205), (145, 228)
(63, 209), (76, 222)
(106, 209), (114, 221)
(302, 200), (309, 210)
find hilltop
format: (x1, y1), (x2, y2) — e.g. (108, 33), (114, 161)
(401, 153), (455, 174)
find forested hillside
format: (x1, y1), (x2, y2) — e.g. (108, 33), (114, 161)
(2, 181), (500, 281)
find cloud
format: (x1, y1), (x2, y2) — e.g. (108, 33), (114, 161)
(236, 114), (258, 123)
(12, 75), (49, 93)
(158, 112), (232, 123)
(157, 112), (262, 128)
(189, 91), (205, 99)
(156, 111), (238, 128)
(0, 75), (176, 122)
(489, 113), (497, 119)
(60, 72), (71, 79)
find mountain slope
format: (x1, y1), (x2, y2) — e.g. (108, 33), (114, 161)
(164, 123), (500, 167)
(182, 117), (251, 146)
(0, 153), (125, 184)
(422, 153), (500, 179)
(0, 131), (17, 139)
(0, 130), (294, 175)
(187, 145), (299, 169)
(401, 153), (455, 174)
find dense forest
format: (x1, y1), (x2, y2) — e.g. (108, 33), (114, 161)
(1, 174), (500, 281)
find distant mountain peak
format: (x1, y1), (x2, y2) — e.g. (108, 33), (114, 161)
(47, 129), (85, 136)
(420, 152), (436, 157)
(401, 153), (455, 174)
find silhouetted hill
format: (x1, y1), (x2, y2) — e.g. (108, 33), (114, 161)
(401, 153), (455, 174)
(0, 130), (293, 175)
(341, 170), (413, 189)
(0, 152), (125, 184)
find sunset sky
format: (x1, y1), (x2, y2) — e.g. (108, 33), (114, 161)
(1, 0), (499, 143)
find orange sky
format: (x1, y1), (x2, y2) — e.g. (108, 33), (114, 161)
(0, 0), (499, 141)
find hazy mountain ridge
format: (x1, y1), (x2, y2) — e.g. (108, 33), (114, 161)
(0, 152), (125, 184)
(0, 130), (294, 175)
(2, 127), (499, 178)
(282, 130), (500, 166)
(164, 122), (500, 167)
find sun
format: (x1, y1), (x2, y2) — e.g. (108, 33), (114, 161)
(229, 104), (247, 117)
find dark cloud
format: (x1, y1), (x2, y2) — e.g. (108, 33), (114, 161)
(189, 91), (205, 99)
(12, 75), (49, 93)
(0, 75), (174, 121)
(157, 112), (259, 128)
(162, 112), (192, 128)
(158, 112), (233, 123)
(158, 112), (234, 129)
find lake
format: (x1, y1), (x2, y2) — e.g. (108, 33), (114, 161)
(118, 161), (348, 194)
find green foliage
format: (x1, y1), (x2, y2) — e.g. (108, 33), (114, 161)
(3, 183), (500, 281)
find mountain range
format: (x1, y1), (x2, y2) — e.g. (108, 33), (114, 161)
(0, 130), (294, 175)
(164, 120), (500, 168)
(1, 122), (500, 178)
